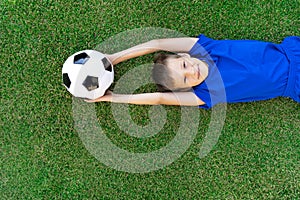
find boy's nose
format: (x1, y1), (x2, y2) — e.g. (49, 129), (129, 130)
(185, 65), (195, 76)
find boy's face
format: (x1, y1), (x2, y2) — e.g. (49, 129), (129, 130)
(166, 54), (208, 89)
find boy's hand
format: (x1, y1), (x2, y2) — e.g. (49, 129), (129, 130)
(85, 90), (113, 103)
(104, 54), (116, 65)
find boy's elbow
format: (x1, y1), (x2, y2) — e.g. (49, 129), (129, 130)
(155, 92), (177, 105)
(148, 39), (160, 49)
(154, 92), (164, 105)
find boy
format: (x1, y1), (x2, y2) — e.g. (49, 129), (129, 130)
(86, 35), (300, 109)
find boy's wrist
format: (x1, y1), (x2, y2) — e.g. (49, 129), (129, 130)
(105, 53), (116, 65)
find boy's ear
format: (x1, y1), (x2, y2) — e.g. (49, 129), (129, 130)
(177, 53), (191, 58)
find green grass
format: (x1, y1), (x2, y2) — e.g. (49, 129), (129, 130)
(1, 0), (299, 199)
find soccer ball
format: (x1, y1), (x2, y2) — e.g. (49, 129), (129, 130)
(62, 50), (114, 99)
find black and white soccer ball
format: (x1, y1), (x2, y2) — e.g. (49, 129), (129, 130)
(62, 50), (114, 99)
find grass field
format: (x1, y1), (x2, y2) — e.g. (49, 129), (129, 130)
(1, 0), (299, 199)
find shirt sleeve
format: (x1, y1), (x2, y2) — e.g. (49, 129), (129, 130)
(192, 82), (213, 109)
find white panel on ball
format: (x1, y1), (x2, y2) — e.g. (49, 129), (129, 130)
(62, 50), (114, 99)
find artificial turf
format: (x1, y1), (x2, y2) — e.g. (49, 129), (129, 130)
(1, 0), (299, 199)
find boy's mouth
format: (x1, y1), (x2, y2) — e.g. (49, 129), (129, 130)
(197, 65), (200, 79)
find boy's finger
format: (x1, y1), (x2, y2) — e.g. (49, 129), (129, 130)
(84, 99), (97, 103)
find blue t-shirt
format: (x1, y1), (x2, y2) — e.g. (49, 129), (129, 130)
(189, 35), (300, 109)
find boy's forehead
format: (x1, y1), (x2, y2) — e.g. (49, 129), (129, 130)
(168, 62), (184, 80)
(170, 70), (185, 88)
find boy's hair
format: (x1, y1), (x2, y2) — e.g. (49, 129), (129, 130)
(152, 53), (190, 92)
(152, 53), (179, 92)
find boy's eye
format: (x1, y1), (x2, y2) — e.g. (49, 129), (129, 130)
(183, 61), (186, 68)
(184, 77), (187, 83)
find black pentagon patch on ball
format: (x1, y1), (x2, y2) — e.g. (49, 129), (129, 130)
(74, 52), (90, 64)
(82, 76), (99, 91)
(102, 57), (112, 72)
(63, 73), (71, 88)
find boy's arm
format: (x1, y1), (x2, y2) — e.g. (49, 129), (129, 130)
(86, 91), (204, 106)
(108, 37), (198, 65)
